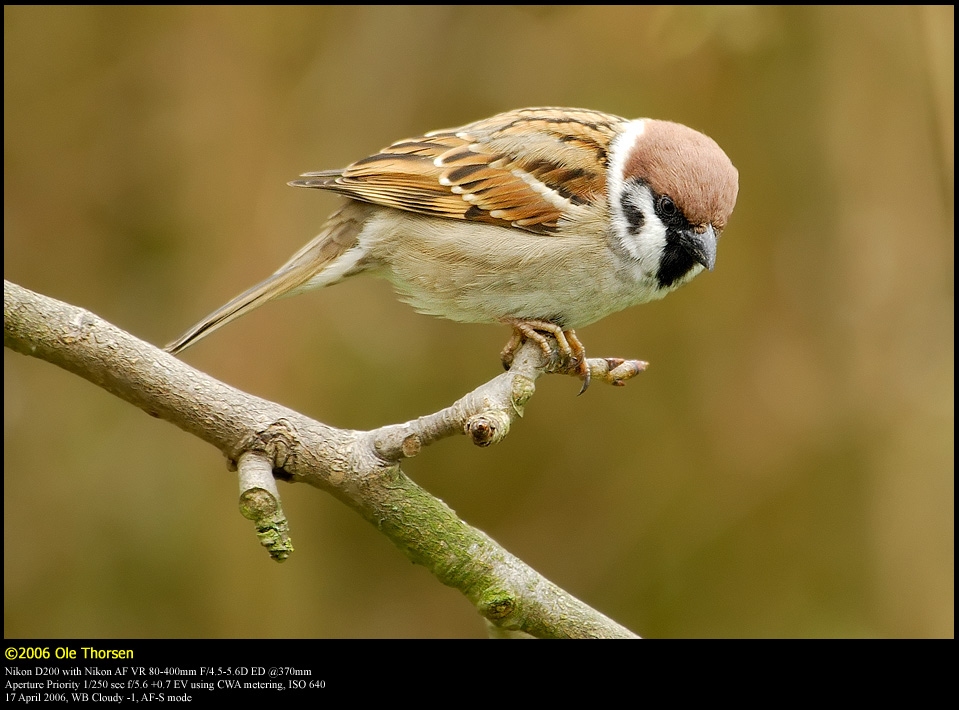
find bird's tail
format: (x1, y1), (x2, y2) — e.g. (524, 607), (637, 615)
(165, 201), (369, 355)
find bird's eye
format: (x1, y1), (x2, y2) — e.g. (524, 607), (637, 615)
(656, 195), (685, 226)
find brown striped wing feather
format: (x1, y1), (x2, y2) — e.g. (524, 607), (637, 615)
(289, 108), (628, 234)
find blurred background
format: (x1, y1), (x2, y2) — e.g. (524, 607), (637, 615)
(4, 6), (953, 639)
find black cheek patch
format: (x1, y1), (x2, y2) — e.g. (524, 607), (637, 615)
(619, 193), (645, 235)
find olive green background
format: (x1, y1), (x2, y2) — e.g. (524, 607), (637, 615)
(4, 6), (953, 638)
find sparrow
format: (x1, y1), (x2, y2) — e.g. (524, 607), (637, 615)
(166, 107), (738, 390)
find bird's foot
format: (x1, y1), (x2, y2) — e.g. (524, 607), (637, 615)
(500, 320), (649, 392)
(500, 319), (591, 391)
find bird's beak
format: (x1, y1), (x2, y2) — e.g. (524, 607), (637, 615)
(687, 225), (717, 272)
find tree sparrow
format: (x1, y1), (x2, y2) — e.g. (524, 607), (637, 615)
(167, 107), (738, 388)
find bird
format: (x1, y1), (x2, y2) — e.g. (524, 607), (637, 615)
(166, 107), (738, 390)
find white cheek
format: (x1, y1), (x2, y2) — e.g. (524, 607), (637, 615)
(607, 181), (668, 288)
(607, 120), (668, 280)
(618, 184), (666, 265)
(607, 120), (644, 226)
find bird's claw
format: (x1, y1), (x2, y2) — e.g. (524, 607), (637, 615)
(500, 320), (646, 393)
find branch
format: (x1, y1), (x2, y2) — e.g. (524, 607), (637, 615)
(4, 280), (641, 639)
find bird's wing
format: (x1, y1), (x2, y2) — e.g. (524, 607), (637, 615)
(289, 107), (627, 234)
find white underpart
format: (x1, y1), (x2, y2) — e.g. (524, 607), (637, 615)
(606, 119), (668, 276)
(300, 243), (368, 292)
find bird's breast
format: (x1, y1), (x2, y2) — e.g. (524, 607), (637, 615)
(358, 210), (664, 328)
